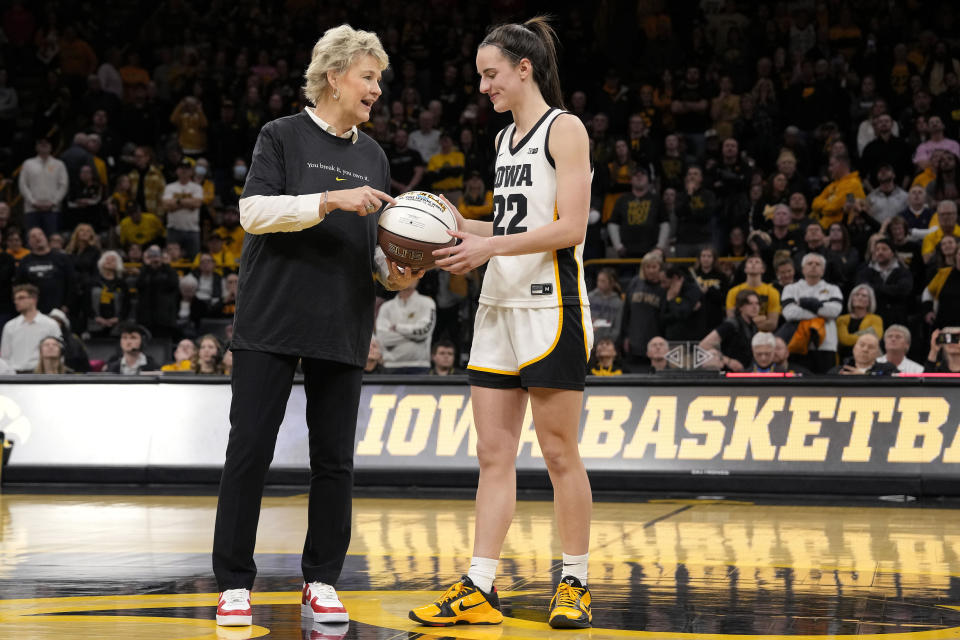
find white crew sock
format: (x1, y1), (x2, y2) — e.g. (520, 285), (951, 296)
(562, 552), (589, 585)
(467, 556), (499, 593)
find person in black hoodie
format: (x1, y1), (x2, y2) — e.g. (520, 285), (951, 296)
(135, 245), (180, 339)
(620, 253), (666, 369)
(662, 265), (704, 341)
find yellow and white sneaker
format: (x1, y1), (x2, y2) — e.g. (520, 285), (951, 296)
(548, 576), (592, 629)
(409, 575), (504, 626)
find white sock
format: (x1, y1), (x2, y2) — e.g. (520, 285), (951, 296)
(562, 552), (589, 585)
(467, 556), (498, 593)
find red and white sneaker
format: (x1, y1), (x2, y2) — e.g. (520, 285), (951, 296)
(216, 588), (252, 626)
(301, 581), (349, 623)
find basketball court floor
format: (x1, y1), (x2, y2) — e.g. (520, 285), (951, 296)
(2, 488), (960, 639)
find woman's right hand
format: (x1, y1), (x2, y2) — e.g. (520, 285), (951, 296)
(329, 186), (396, 216)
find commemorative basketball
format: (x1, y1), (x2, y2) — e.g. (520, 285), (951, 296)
(377, 191), (458, 269)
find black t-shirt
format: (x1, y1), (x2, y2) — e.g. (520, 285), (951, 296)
(387, 147), (424, 191)
(232, 112), (390, 366)
(608, 192), (666, 258)
(16, 251), (76, 313)
(715, 316), (756, 370)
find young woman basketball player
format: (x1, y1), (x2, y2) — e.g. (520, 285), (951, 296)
(408, 16), (594, 629)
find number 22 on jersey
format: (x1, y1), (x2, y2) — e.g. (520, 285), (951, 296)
(493, 194), (528, 236)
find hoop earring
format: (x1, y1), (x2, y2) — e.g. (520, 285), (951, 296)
(332, 88), (341, 101)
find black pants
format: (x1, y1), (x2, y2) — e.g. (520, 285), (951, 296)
(213, 350), (364, 590)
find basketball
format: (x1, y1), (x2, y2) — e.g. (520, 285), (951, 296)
(377, 191), (458, 269)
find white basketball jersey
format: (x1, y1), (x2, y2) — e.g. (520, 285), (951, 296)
(480, 108), (590, 309)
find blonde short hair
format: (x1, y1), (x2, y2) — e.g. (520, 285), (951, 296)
(302, 24), (389, 106)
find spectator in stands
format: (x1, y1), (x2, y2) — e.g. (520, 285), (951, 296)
(128, 145), (166, 218)
(64, 166), (105, 233)
(192, 334), (225, 374)
(211, 273), (238, 320)
(825, 223), (860, 288)
(621, 252), (665, 369)
(16, 227), (77, 314)
(708, 137), (751, 237)
(364, 336), (385, 375)
(387, 128), (426, 196)
(88, 250), (128, 337)
(458, 172), (493, 221)
(408, 110), (441, 165)
(865, 165), (908, 224)
(860, 114), (912, 187)
(376, 283), (436, 374)
(747, 332), (787, 373)
(926, 327), (960, 373)
(923, 244), (960, 329)
(161, 338), (197, 372)
(725, 255), (780, 332)
(171, 96), (208, 157)
(700, 289), (760, 372)
(105, 322), (158, 374)
(18, 138), (68, 237)
(926, 151), (960, 206)
(1, 284), (61, 372)
(633, 335), (670, 374)
(691, 246), (727, 332)
(5, 227), (28, 264)
(657, 133), (686, 191)
(877, 324), (924, 374)
(117, 201), (165, 250)
(135, 245), (179, 339)
(782, 253), (844, 374)
(913, 116), (959, 169)
(772, 335), (811, 375)
(829, 332), (898, 375)
(162, 159), (204, 259)
(663, 264), (704, 341)
(773, 253), (797, 292)
(588, 268), (622, 343)
(192, 253), (222, 307)
(922, 200), (959, 262)
(426, 133), (464, 202)
(213, 205), (245, 257)
(200, 234), (238, 273)
(673, 165), (718, 258)
(607, 167), (668, 260)
(837, 284), (884, 361)
(588, 337), (624, 376)
(429, 339), (462, 376)
(175, 273), (206, 339)
(855, 237), (913, 327)
(602, 139), (636, 221)
(899, 184), (935, 239)
(32, 335), (71, 374)
(811, 153), (865, 230)
(766, 204), (801, 258)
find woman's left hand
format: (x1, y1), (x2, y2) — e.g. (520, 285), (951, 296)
(433, 229), (494, 274)
(386, 259), (424, 289)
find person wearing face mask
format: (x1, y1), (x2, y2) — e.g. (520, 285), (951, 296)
(228, 158), (248, 203)
(191, 157), (216, 208)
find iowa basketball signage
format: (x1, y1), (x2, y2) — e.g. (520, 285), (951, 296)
(353, 383), (960, 475)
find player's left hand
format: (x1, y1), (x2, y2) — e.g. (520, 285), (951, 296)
(386, 259), (424, 289)
(433, 229), (493, 274)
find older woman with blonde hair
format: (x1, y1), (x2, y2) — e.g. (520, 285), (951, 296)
(836, 283), (884, 361)
(213, 24), (424, 628)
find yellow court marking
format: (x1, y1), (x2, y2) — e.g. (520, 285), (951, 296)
(2, 591), (960, 640)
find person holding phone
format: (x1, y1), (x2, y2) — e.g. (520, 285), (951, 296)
(926, 327), (960, 372)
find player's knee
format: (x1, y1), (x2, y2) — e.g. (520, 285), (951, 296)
(476, 437), (516, 468)
(538, 437), (578, 472)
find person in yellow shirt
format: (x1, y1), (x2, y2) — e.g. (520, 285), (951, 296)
(426, 133), (465, 201)
(836, 284), (884, 361)
(191, 232), (238, 274)
(170, 96), (208, 156)
(118, 202), (165, 249)
(725, 255), (781, 331)
(213, 205), (245, 254)
(922, 200), (959, 261)
(458, 172), (493, 221)
(811, 153), (865, 229)
(161, 338), (197, 372)
(193, 157), (216, 207)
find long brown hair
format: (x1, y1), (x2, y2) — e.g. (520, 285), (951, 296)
(481, 16), (564, 109)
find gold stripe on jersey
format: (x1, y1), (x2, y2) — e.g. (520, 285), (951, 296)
(467, 364), (520, 375)
(520, 249), (564, 369)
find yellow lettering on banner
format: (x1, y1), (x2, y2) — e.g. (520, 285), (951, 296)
(356, 394), (397, 455)
(779, 397), (836, 461)
(838, 397), (895, 462)
(580, 396), (631, 458)
(386, 395), (437, 456)
(517, 402), (543, 458)
(942, 418), (960, 463)
(887, 397), (950, 463)
(723, 396), (783, 461)
(435, 395), (476, 457)
(678, 397), (730, 460)
(623, 396), (678, 459)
